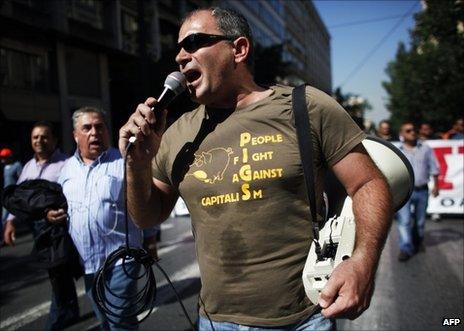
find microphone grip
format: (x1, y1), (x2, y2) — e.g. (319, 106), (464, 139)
(128, 88), (174, 144)
(151, 88), (177, 113)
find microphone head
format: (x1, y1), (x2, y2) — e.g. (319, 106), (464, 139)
(164, 71), (187, 96)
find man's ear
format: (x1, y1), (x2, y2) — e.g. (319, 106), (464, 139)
(233, 37), (250, 65)
(73, 131), (78, 144)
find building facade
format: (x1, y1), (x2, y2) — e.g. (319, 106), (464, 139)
(1, 0), (171, 157)
(284, 0), (331, 92)
(1, 0), (331, 160)
(222, 0), (331, 92)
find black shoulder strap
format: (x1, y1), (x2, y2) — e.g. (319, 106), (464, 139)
(292, 84), (323, 261)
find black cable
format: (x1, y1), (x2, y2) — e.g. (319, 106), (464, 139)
(91, 246), (156, 327)
(328, 13), (414, 29)
(91, 141), (195, 330)
(153, 262), (195, 328)
(199, 294), (215, 331)
(325, 217), (337, 260)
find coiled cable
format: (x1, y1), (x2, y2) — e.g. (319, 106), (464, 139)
(91, 141), (195, 330)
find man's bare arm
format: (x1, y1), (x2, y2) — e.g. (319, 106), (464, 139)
(341, 144), (393, 268)
(126, 165), (178, 227)
(319, 143), (393, 319)
(431, 174), (439, 197)
(120, 97), (178, 228)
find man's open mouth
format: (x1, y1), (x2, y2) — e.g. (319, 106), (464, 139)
(185, 70), (201, 84)
(89, 141), (101, 148)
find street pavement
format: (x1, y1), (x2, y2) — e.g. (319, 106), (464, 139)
(1, 215), (462, 331)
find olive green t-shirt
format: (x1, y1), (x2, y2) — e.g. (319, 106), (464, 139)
(152, 85), (365, 326)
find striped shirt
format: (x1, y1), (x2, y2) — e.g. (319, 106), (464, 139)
(58, 147), (143, 274)
(398, 141), (439, 187)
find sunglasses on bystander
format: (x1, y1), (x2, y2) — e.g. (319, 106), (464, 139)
(404, 128), (416, 133)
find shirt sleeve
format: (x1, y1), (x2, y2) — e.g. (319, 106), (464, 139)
(428, 145), (440, 176)
(15, 163), (23, 181)
(152, 146), (171, 185)
(306, 86), (366, 167)
(16, 162), (28, 185)
(5, 162), (27, 222)
(152, 118), (182, 186)
(57, 167), (65, 185)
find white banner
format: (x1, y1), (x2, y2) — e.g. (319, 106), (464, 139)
(426, 140), (464, 215)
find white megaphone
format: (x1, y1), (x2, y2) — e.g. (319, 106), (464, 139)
(302, 136), (414, 304)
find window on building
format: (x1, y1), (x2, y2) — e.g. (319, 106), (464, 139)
(0, 47), (50, 92)
(121, 9), (139, 55)
(13, 0), (49, 12)
(67, 0), (103, 29)
(65, 48), (100, 97)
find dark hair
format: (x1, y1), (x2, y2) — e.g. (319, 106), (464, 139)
(378, 119), (391, 127)
(32, 121), (57, 138)
(182, 7), (255, 72)
(400, 121), (415, 130)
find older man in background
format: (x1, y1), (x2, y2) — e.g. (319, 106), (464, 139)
(48, 107), (156, 331)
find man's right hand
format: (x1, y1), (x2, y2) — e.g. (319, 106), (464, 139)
(46, 209), (67, 224)
(119, 97), (177, 229)
(3, 220), (16, 246)
(119, 97), (168, 166)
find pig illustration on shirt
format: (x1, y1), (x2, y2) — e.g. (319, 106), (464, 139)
(187, 147), (233, 184)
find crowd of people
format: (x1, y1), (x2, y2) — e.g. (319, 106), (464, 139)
(371, 118), (463, 261)
(1, 113), (159, 331)
(371, 117), (463, 260)
(0, 6), (462, 331)
(372, 118), (464, 142)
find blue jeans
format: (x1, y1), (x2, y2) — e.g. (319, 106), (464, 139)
(84, 261), (140, 331)
(396, 188), (429, 255)
(1, 207), (8, 237)
(197, 312), (335, 331)
(47, 265), (80, 331)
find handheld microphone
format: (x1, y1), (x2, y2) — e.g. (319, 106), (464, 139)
(151, 71), (187, 112)
(128, 72), (186, 144)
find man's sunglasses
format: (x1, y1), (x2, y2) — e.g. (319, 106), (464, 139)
(178, 33), (235, 53)
(404, 128), (416, 133)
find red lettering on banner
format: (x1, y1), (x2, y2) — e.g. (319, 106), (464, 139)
(433, 147), (453, 190)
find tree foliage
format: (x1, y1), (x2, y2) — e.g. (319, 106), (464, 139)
(333, 87), (372, 130)
(382, 0), (464, 132)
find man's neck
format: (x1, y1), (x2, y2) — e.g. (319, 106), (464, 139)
(237, 85), (272, 108)
(81, 157), (94, 165)
(404, 139), (418, 149)
(79, 153), (99, 166)
(79, 149), (107, 166)
(35, 152), (53, 165)
(207, 79), (270, 109)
